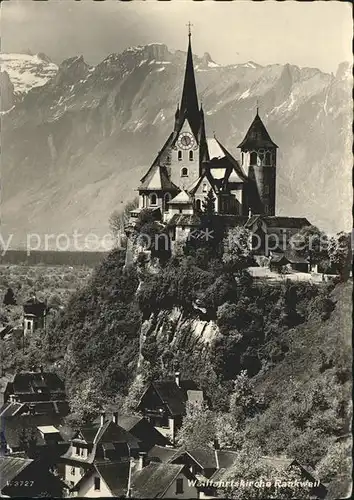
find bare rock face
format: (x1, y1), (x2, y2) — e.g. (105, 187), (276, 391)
(1, 45), (351, 248)
(0, 70), (15, 112)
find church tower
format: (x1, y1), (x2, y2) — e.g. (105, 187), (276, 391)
(238, 109), (278, 215)
(169, 27), (208, 190)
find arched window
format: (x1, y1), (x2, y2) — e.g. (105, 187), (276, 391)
(178, 151), (182, 161)
(250, 152), (257, 164)
(164, 193), (171, 211)
(202, 183), (208, 193)
(241, 152), (244, 165)
(150, 193), (157, 206)
(189, 150), (194, 161)
(196, 199), (202, 211)
(265, 152), (271, 165)
(181, 167), (188, 177)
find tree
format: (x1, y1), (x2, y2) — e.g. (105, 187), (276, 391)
(67, 377), (105, 427)
(3, 288), (17, 306)
(222, 227), (253, 271)
(109, 197), (139, 243)
(229, 370), (264, 423)
(202, 188), (216, 215)
(291, 225), (328, 269)
(328, 232), (351, 281)
(176, 401), (215, 449)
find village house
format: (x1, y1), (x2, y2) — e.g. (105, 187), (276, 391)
(136, 372), (204, 444)
(22, 295), (48, 336)
(0, 369), (70, 460)
(0, 456), (66, 497)
(60, 412), (141, 490)
(71, 451), (199, 499)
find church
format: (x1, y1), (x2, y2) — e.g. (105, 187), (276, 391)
(128, 29), (310, 262)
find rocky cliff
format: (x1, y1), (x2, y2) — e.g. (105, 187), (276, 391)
(1, 45), (351, 247)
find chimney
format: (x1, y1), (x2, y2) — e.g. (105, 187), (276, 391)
(112, 412), (118, 425)
(175, 371), (181, 387)
(100, 412), (106, 427)
(138, 452), (147, 471)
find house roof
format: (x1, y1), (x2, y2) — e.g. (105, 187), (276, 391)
(81, 419), (140, 449)
(169, 190), (193, 205)
(1, 413), (64, 450)
(0, 400), (69, 418)
(8, 372), (66, 398)
(96, 461), (130, 497)
(117, 415), (171, 449)
(0, 457), (33, 490)
(244, 216), (310, 230)
(148, 445), (180, 464)
(167, 214), (201, 228)
(238, 111), (278, 149)
(138, 380), (203, 417)
(131, 462), (186, 498)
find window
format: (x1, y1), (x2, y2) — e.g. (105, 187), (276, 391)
(27, 321), (31, 329)
(176, 478), (184, 494)
(179, 209), (183, 214)
(71, 467), (76, 476)
(265, 152), (271, 165)
(181, 167), (188, 177)
(94, 477), (101, 491)
(164, 193), (171, 211)
(264, 185), (269, 195)
(250, 152), (257, 164)
(196, 199), (202, 211)
(178, 150), (182, 161)
(150, 193), (157, 206)
(202, 183), (208, 193)
(74, 446), (80, 456)
(189, 150), (194, 161)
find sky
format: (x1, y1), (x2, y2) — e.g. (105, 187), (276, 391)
(1, 0), (352, 74)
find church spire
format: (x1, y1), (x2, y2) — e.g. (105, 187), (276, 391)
(179, 24), (200, 137)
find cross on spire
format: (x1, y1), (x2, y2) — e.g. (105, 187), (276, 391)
(256, 98), (260, 115)
(186, 22), (193, 37)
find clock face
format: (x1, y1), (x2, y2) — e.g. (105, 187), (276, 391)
(177, 132), (195, 150)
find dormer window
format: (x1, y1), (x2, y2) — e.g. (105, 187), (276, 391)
(189, 150), (194, 161)
(181, 167), (188, 177)
(178, 151), (182, 161)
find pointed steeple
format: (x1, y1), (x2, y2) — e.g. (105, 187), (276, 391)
(179, 28), (200, 137)
(238, 110), (278, 150)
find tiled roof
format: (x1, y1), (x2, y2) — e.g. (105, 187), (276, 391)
(167, 214), (201, 228)
(153, 380), (203, 417)
(244, 216), (310, 230)
(238, 111), (278, 149)
(118, 415), (171, 450)
(96, 461), (130, 497)
(1, 413), (64, 450)
(0, 457), (33, 490)
(10, 372), (66, 397)
(131, 462), (185, 498)
(148, 445), (180, 464)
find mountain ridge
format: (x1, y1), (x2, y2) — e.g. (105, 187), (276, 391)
(1, 45), (351, 248)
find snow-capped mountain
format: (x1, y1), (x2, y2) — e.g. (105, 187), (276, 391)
(0, 53), (58, 96)
(1, 44), (351, 248)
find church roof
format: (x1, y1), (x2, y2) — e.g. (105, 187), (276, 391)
(238, 111), (278, 149)
(139, 163), (179, 192)
(213, 137), (248, 181)
(244, 215), (310, 229)
(178, 33), (201, 138)
(169, 190), (193, 205)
